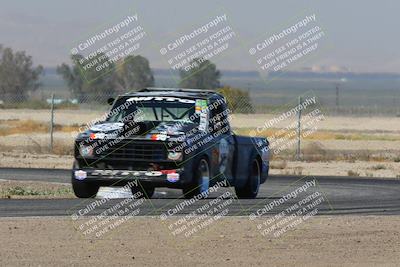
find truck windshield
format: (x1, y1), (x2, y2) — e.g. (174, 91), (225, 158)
(106, 97), (199, 124)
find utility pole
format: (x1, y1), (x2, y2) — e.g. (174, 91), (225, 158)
(50, 93), (54, 152)
(247, 82), (251, 113)
(335, 83), (339, 112)
(296, 96), (302, 160)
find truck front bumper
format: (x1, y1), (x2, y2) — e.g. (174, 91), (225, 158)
(72, 168), (185, 187)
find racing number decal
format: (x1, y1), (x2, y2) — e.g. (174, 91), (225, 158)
(219, 138), (229, 173)
(218, 136), (234, 182)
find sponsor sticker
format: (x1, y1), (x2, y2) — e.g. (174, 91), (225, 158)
(90, 132), (106, 139)
(126, 97), (195, 104)
(167, 173), (180, 183)
(199, 111), (209, 131)
(74, 170), (87, 180)
(149, 134), (168, 141)
(90, 123), (124, 132)
(195, 99), (207, 114)
(91, 170), (163, 177)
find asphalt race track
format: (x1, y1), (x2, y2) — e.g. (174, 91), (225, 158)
(0, 168), (399, 217)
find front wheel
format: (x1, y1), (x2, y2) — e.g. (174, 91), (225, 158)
(235, 158), (261, 199)
(72, 179), (100, 198)
(182, 157), (210, 199)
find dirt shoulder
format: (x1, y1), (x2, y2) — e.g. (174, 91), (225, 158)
(0, 216), (399, 266)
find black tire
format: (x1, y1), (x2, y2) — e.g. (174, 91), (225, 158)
(182, 157), (210, 199)
(130, 184), (155, 199)
(235, 157), (261, 199)
(72, 179), (100, 198)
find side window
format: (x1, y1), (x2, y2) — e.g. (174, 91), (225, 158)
(211, 99), (230, 133)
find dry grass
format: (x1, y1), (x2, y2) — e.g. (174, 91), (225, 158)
(234, 128), (400, 142)
(0, 118), (399, 162)
(268, 140), (398, 163)
(0, 180), (73, 199)
(51, 142), (74, 155)
(301, 142), (328, 161)
(28, 139), (73, 155)
(369, 164), (387, 170)
(0, 137), (73, 155)
(0, 120), (76, 156)
(347, 170), (360, 176)
(0, 119), (79, 136)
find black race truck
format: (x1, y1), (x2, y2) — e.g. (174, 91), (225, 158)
(72, 88), (269, 199)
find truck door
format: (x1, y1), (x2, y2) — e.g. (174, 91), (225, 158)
(210, 99), (235, 183)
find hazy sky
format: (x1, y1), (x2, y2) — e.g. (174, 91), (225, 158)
(0, 0), (399, 73)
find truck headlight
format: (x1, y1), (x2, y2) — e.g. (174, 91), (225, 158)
(168, 151), (182, 161)
(79, 145), (93, 157)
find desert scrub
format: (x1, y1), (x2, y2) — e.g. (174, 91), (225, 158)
(347, 170), (360, 177)
(370, 164), (387, 170)
(0, 181), (74, 198)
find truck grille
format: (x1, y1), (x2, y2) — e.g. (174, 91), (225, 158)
(97, 140), (167, 161)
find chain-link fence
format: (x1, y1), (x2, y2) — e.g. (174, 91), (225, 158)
(1, 89), (399, 170)
(2, 90), (400, 116)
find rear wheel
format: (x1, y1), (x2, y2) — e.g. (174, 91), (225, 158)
(235, 158), (260, 199)
(72, 179), (100, 198)
(183, 157), (210, 199)
(130, 184), (155, 199)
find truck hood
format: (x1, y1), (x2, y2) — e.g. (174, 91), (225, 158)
(77, 121), (196, 141)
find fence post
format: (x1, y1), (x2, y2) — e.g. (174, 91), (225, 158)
(296, 96), (302, 160)
(50, 93), (54, 152)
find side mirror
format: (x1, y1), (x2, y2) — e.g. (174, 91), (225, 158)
(107, 97), (115, 105)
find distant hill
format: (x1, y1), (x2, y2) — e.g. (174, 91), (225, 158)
(40, 67), (400, 108)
